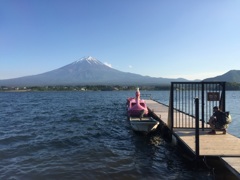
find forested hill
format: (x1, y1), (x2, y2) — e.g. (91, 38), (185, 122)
(203, 70), (240, 83)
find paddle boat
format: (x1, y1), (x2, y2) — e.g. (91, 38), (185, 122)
(129, 116), (160, 134)
(127, 88), (159, 133)
(127, 88), (148, 117)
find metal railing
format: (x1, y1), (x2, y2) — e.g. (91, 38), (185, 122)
(169, 82), (226, 130)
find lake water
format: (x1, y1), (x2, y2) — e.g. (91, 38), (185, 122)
(0, 91), (239, 179)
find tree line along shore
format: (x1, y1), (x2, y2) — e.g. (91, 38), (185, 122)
(1, 82), (240, 92)
(0, 85), (170, 92)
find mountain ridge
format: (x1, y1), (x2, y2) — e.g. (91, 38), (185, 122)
(203, 70), (240, 82)
(0, 56), (188, 86)
(0, 56), (239, 87)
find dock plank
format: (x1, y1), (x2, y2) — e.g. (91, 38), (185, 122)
(145, 99), (240, 176)
(146, 100), (240, 156)
(221, 157), (240, 178)
(145, 100), (169, 124)
(173, 128), (240, 156)
(145, 100), (209, 128)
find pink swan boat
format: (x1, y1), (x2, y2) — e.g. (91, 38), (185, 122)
(126, 88), (159, 133)
(127, 88), (148, 117)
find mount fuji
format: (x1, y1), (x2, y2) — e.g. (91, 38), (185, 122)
(0, 56), (187, 87)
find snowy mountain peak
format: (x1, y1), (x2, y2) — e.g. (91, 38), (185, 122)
(85, 56), (96, 61)
(79, 56), (96, 62)
(74, 56), (104, 65)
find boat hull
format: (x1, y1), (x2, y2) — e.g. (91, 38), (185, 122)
(129, 117), (159, 133)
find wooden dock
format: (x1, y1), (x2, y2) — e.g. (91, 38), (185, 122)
(145, 99), (240, 178)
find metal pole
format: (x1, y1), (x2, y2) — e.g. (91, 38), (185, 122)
(195, 97), (200, 159)
(222, 82), (226, 112)
(201, 82), (205, 130)
(170, 83), (174, 131)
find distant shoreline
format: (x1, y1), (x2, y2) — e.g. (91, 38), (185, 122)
(0, 85), (170, 92)
(1, 83), (240, 92)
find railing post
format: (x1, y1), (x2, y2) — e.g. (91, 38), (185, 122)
(170, 82), (174, 131)
(222, 82), (226, 112)
(201, 82), (205, 131)
(195, 97), (200, 159)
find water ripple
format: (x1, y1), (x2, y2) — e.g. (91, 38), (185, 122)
(0, 91), (227, 179)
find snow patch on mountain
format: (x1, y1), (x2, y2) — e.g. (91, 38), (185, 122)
(104, 62), (112, 68)
(73, 56), (104, 66)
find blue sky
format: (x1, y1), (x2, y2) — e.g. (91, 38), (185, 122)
(1, 0), (240, 80)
